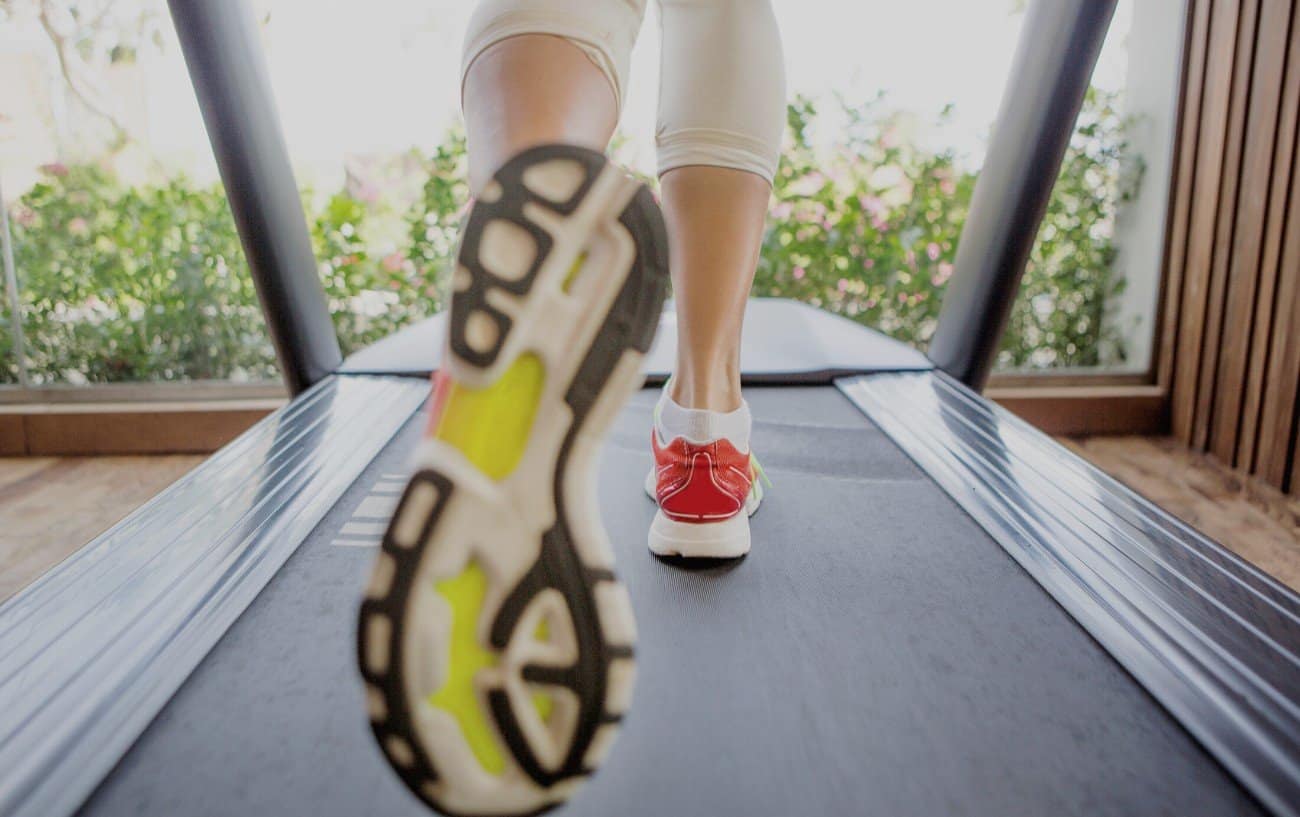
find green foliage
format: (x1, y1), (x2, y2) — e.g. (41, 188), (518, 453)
(1001, 87), (1140, 368)
(1, 91), (1134, 385)
(756, 96), (973, 346)
(757, 88), (1134, 369)
(6, 163), (269, 383)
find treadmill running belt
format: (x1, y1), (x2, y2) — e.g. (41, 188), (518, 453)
(77, 387), (1263, 817)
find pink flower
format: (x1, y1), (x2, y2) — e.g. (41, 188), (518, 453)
(898, 292), (908, 304)
(858, 195), (886, 215)
(39, 162), (69, 177)
(68, 217), (89, 236)
(926, 242), (941, 261)
(12, 207), (36, 227)
(931, 261), (954, 286)
(771, 202), (793, 219)
(381, 252), (404, 273)
(863, 258), (875, 269)
(837, 278), (849, 293)
(793, 266), (806, 280)
(905, 250), (916, 267)
(880, 125), (900, 150)
(354, 180), (380, 204)
(940, 179), (956, 196)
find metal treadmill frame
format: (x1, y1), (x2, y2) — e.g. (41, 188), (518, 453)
(2, 1), (1298, 817)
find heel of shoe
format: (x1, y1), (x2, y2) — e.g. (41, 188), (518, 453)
(648, 511), (751, 559)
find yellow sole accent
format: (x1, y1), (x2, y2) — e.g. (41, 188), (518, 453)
(429, 559), (505, 775)
(532, 690), (554, 723)
(531, 616), (553, 722)
(434, 353), (545, 480)
(426, 355), (547, 773)
(562, 251), (588, 293)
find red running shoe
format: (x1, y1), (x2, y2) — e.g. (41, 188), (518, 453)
(644, 386), (765, 558)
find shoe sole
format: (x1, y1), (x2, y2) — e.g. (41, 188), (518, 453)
(358, 144), (668, 817)
(642, 470), (759, 558)
(647, 511), (752, 559)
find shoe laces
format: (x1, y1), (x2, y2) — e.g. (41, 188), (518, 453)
(750, 452), (773, 490)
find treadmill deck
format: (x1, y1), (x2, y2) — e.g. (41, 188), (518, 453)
(77, 387), (1260, 817)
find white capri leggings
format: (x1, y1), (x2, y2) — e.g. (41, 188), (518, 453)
(462, 0), (787, 183)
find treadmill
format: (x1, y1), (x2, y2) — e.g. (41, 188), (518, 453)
(3, 1), (1298, 815)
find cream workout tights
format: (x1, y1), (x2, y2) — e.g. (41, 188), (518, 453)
(462, 0), (787, 184)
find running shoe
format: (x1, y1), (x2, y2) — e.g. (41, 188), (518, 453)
(358, 144), (668, 816)
(644, 385), (766, 558)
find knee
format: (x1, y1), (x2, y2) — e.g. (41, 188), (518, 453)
(461, 0), (647, 110)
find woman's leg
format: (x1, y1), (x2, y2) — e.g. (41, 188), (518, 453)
(660, 168), (771, 410)
(459, 0), (649, 191)
(361, 6), (661, 815)
(656, 0), (787, 411)
(462, 34), (617, 192)
(643, 0), (786, 559)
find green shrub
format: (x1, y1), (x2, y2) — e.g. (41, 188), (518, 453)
(1, 91), (1132, 385)
(6, 163), (269, 383)
(757, 88), (1133, 369)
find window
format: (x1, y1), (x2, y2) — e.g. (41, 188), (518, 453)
(0, 0), (1186, 397)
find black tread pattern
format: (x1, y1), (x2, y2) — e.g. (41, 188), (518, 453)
(357, 469), (454, 799)
(449, 145), (605, 369)
(481, 155), (669, 789)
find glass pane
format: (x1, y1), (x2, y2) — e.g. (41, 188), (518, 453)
(1, 0), (1181, 391)
(739, 0), (1181, 374)
(1, 0), (276, 386)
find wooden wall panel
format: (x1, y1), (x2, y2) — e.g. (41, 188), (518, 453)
(1166, 0), (1300, 494)
(1172, 0), (1245, 442)
(1237, 1), (1300, 471)
(1211, 0), (1293, 462)
(1158, 0), (1214, 399)
(1255, 147), (1300, 485)
(1193, 0), (1258, 451)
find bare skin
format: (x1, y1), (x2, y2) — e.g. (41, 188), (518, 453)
(463, 34), (768, 412)
(463, 35), (618, 192)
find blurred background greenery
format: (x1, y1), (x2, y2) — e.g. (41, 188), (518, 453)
(0, 89), (1136, 385)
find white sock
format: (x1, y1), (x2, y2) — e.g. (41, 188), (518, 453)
(655, 390), (751, 452)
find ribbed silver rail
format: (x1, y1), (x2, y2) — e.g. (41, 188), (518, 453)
(0, 375), (427, 817)
(839, 371), (1300, 817)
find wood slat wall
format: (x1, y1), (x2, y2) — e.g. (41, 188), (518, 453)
(1162, 0), (1300, 494)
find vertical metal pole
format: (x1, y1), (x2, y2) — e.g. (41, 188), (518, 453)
(167, 0), (341, 395)
(928, 0), (1118, 391)
(0, 176), (30, 388)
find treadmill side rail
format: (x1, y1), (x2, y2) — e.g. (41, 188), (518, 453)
(840, 371), (1300, 817)
(0, 376), (427, 817)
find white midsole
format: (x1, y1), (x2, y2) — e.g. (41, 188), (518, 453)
(647, 510), (751, 558)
